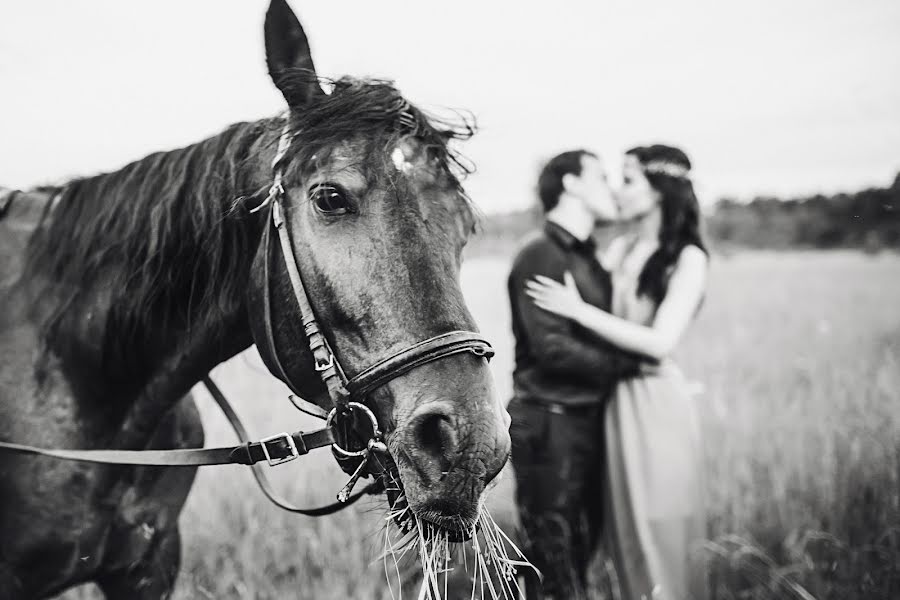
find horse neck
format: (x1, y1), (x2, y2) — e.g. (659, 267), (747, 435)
(25, 119), (281, 412)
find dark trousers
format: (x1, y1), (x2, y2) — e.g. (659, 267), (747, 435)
(509, 398), (606, 600)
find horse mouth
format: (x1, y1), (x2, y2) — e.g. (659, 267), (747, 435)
(419, 513), (477, 543)
(380, 461), (476, 543)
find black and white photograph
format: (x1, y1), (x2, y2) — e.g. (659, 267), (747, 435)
(1, 1), (898, 599)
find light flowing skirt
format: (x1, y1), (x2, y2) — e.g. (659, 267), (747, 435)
(604, 362), (709, 600)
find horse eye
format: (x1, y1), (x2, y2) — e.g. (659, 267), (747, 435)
(308, 183), (353, 215)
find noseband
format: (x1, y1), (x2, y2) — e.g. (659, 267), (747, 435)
(253, 119), (493, 435)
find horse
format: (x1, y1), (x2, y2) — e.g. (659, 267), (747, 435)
(0, 0), (512, 597)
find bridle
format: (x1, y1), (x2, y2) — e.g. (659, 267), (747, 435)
(249, 118), (495, 500)
(254, 120), (494, 408)
(0, 117), (495, 516)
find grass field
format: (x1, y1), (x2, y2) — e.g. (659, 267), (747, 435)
(59, 250), (900, 600)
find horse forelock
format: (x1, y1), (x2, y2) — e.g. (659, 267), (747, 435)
(280, 75), (477, 211)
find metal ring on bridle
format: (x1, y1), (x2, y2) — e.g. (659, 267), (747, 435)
(325, 401), (381, 458)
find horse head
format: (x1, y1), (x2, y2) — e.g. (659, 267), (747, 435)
(246, 0), (511, 539)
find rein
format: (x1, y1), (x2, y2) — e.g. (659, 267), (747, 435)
(0, 117), (494, 517)
(0, 376), (379, 516)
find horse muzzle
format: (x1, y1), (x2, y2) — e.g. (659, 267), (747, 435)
(390, 398), (511, 539)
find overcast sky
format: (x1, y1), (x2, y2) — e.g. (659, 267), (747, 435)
(2, 1), (898, 213)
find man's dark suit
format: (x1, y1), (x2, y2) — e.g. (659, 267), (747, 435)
(507, 221), (639, 600)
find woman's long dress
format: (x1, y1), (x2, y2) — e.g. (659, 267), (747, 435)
(603, 241), (709, 600)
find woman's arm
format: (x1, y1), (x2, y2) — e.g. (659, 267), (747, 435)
(525, 245), (707, 361)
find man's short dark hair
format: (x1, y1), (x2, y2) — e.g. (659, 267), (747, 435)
(537, 149), (597, 212)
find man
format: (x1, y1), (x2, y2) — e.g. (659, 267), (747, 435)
(507, 149), (640, 600)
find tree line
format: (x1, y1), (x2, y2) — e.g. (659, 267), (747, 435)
(706, 172), (900, 252)
(470, 172), (900, 255)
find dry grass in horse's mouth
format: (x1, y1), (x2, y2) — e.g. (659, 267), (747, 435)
(380, 500), (536, 600)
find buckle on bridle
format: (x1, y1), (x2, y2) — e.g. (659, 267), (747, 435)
(259, 432), (300, 466)
(314, 352), (335, 372)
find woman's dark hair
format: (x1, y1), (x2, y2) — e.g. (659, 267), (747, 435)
(626, 144), (708, 303)
(537, 149), (596, 212)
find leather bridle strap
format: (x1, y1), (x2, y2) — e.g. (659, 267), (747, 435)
(0, 429), (333, 467)
(0, 389), (335, 469)
(253, 119), (352, 411)
(258, 201), (308, 399)
(271, 199), (351, 412)
(347, 331), (494, 398)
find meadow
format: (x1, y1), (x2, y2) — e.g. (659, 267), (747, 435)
(59, 250), (900, 600)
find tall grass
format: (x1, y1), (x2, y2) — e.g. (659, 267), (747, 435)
(57, 251), (900, 599)
(680, 252), (900, 598)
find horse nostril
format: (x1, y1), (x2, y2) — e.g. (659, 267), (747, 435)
(411, 409), (457, 472)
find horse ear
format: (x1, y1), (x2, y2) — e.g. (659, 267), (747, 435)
(264, 0), (324, 108)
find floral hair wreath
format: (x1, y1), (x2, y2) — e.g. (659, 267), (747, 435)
(642, 160), (690, 179)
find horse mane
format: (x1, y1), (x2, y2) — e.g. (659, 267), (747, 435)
(25, 120), (270, 338)
(24, 76), (478, 347)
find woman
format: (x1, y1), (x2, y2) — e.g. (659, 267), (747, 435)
(525, 144), (709, 600)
